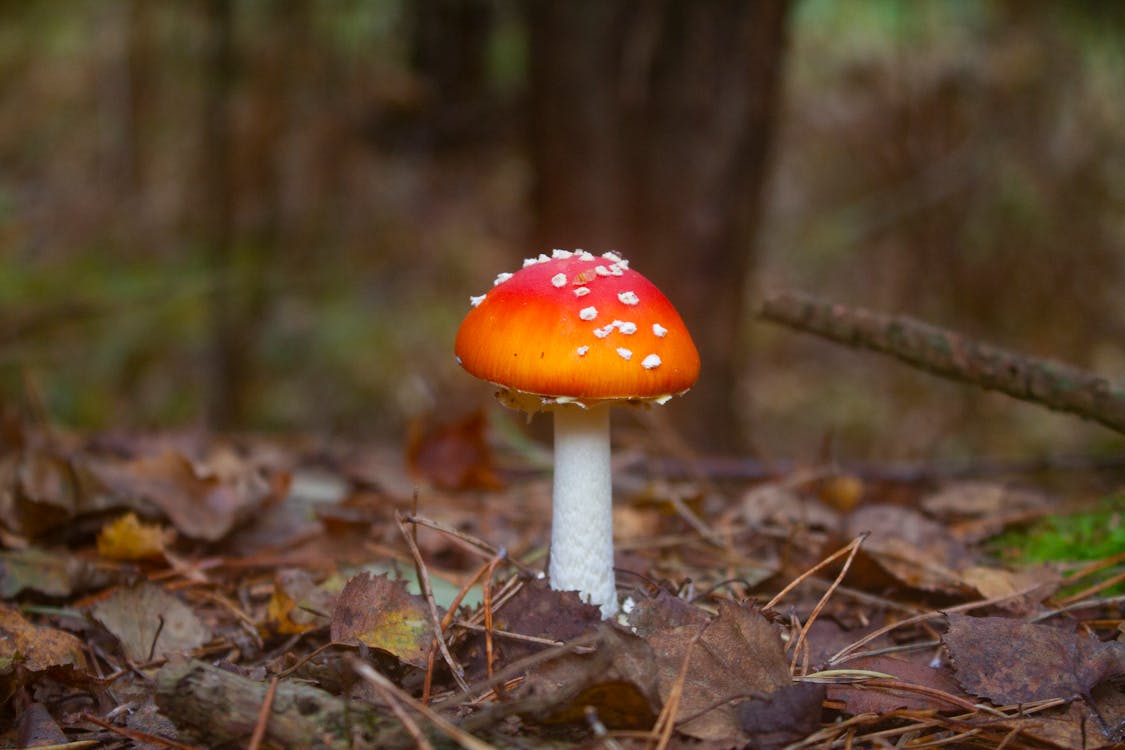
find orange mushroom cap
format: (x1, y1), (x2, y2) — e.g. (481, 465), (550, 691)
(455, 251), (700, 404)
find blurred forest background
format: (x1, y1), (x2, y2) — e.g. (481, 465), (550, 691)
(1, 0), (1123, 464)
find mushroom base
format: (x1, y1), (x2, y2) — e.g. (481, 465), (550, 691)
(548, 403), (617, 618)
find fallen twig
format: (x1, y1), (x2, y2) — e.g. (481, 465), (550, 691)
(154, 657), (388, 749)
(246, 675), (278, 750)
(79, 712), (204, 750)
(652, 627), (704, 750)
(759, 289), (1125, 435)
(397, 511), (470, 692)
(351, 659), (498, 750)
(827, 584), (1053, 666)
(783, 533), (869, 676)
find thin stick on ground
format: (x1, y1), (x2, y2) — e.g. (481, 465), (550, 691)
(361, 663), (435, 750)
(665, 489), (729, 550)
(423, 553), (503, 703)
(403, 514), (540, 576)
(450, 621), (566, 647)
(441, 630), (603, 708)
(351, 659), (497, 750)
(396, 511), (470, 692)
(79, 712), (205, 750)
(786, 533), (868, 676)
(759, 289), (1125, 435)
(827, 584), (1055, 667)
(1057, 568), (1125, 606)
(652, 627), (703, 750)
(482, 555), (503, 682)
(247, 675), (278, 750)
(765, 532), (868, 612)
(1029, 593), (1125, 623)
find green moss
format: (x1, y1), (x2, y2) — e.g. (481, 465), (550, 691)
(990, 493), (1125, 595)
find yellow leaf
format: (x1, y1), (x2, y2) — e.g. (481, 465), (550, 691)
(96, 513), (168, 561)
(266, 570), (334, 635)
(0, 604), (86, 671)
(331, 573), (434, 668)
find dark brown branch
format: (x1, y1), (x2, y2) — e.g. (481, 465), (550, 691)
(154, 658), (397, 749)
(758, 290), (1125, 436)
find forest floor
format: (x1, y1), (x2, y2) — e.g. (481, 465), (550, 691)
(1, 410), (1123, 749)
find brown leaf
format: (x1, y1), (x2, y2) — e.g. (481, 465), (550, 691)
(741, 485), (841, 532)
(626, 588), (710, 637)
(330, 573), (434, 668)
(87, 450), (276, 541)
(958, 565), (1060, 614)
(921, 481), (1052, 542)
(491, 578), (602, 666)
(17, 702), (69, 747)
(943, 614), (1125, 704)
(648, 600), (791, 741)
(738, 682), (826, 750)
(267, 569), (338, 635)
(921, 480), (1050, 519)
(848, 504), (974, 594)
(91, 583), (212, 662)
(0, 547), (112, 598)
(993, 685), (1125, 748)
(518, 629), (661, 730)
(0, 451), (81, 537)
(406, 411), (502, 491)
(0, 603), (87, 672)
(826, 653), (971, 714)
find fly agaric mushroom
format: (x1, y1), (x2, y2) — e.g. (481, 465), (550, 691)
(454, 250), (699, 617)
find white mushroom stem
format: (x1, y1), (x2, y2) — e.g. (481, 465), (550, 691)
(549, 403), (617, 618)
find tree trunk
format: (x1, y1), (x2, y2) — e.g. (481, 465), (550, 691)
(201, 0), (240, 429)
(409, 0), (495, 146)
(528, 0), (791, 452)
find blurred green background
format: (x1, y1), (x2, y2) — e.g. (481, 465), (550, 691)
(1, 0), (1123, 463)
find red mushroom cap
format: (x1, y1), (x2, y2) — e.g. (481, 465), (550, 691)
(455, 251), (700, 404)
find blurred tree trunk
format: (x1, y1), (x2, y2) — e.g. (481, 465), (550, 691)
(123, 0), (152, 197)
(528, 0), (790, 452)
(202, 0), (307, 429)
(408, 0), (495, 147)
(201, 0), (240, 429)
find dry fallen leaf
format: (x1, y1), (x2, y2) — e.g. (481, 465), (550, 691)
(976, 684), (1125, 749)
(741, 484), (840, 532)
(96, 512), (170, 561)
(268, 569), (338, 635)
(406, 410), (503, 491)
(647, 599), (792, 742)
(517, 629), (661, 730)
(0, 451), (83, 537)
(16, 702), (69, 747)
(739, 682), (826, 750)
(0, 604), (88, 706)
(943, 613), (1125, 705)
(0, 603), (87, 672)
(91, 583), (212, 662)
(921, 480), (1050, 519)
(0, 547), (111, 598)
(490, 578), (602, 667)
(330, 573), (434, 668)
(848, 504), (974, 594)
(87, 450), (277, 541)
(957, 564), (1060, 614)
(627, 588), (711, 638)
(825, 652), (970, 715)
